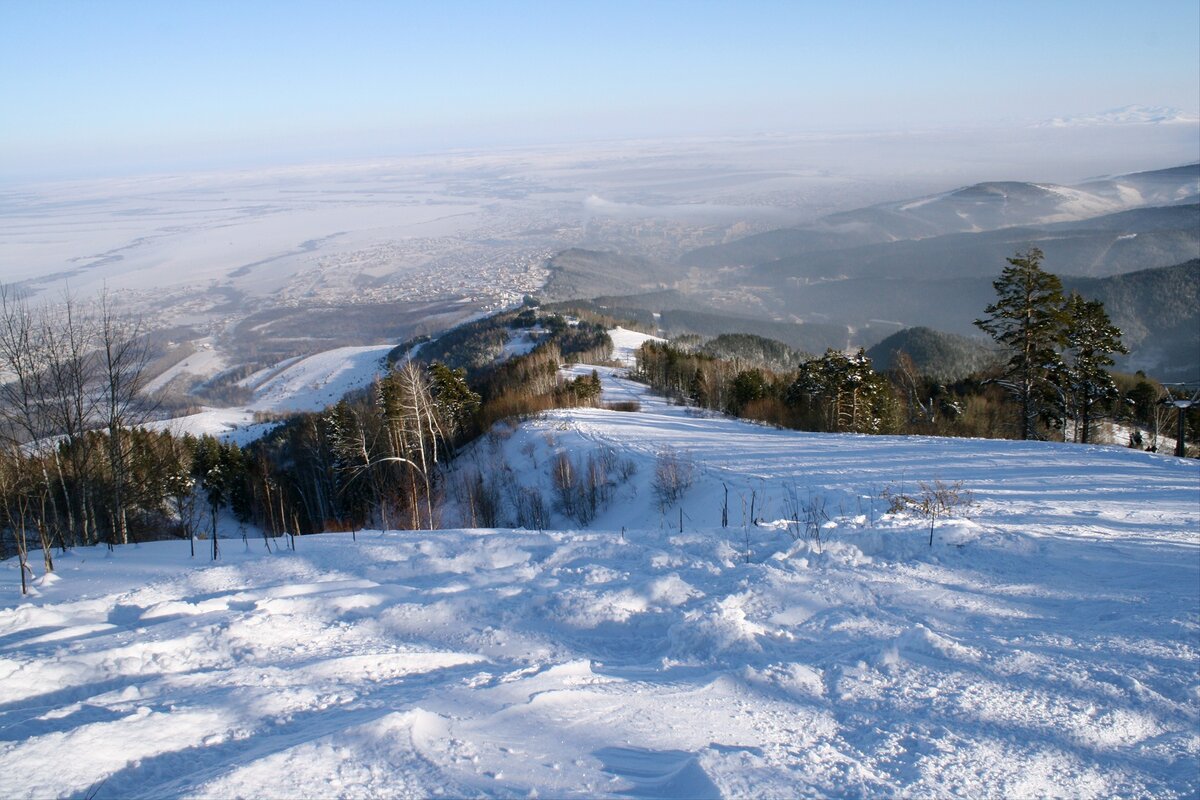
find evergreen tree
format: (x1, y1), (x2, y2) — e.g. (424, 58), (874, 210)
(787, 349), (895, 433)
(729, 369), (768, 414)
(1059, 292), (1128, 444)
(688, 368), (710, 408)
(974, 248), (1068, 440)
(191, 436), (226, 558)
(429, 362), (481, 446)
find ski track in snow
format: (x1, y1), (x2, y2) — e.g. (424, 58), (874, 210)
(1, 349), (1198, 798)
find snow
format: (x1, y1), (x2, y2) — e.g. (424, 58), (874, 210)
(608, 326), (664, 366)
(240, 344), (393, 414)
(145, 406), (266, 446)
(2, 357), (1198, 797)
(496, 326), (545, 362)
(148, 343), (394, 444)
(143, 341), (227, 395)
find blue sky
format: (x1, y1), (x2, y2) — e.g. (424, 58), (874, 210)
(2, 0), (1197, 177)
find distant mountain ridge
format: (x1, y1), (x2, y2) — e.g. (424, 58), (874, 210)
(750, 203), (1198, 283)
(1036, 104), (1200, 128)
(541, 248), (678, 300)
(541, 164), (1198, 382)
(682, 163), (1199, 268)
(1068, 259), (1199, 380)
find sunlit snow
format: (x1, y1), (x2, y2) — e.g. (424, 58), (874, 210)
(1, 356), (1197, 798)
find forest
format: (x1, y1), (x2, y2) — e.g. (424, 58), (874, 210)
(0, 257), (1194, 592)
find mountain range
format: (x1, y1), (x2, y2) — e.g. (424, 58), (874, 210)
(1035, 104), (1200, 128)
(542, 163), (1200, 380)
(683, 163), (1199, 268)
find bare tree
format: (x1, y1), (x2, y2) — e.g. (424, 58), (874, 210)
(97, 290), (152, 545)
(0, 287), (60, 566)
(0, 449), (34, 594)
(380, 363), (444, 529)
(39, 292), (98, 546)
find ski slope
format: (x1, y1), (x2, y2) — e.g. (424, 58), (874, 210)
(152, 325), (656, 444)
(1, 362), (1198, 798)
(149, 344), (394, 443)
(240, 344), (394, 414)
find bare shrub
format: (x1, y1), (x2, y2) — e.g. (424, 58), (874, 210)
(596, 445), (636, 483)
(583, 453), (607, 522)
(782, 484), (828, 552)
(547, 446), (638, 526)
(520, 439), (538, 467)
(652, 447), (695, 508)
(594, 445), (638, 483)
(455, 468), (503, 528)
(552, 451), (580, 521)
(514, 486), (549, 531)
(882, 479), (975, 546)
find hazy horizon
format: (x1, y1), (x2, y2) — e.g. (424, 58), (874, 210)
(1, 0), (1195, 381)
(2, 1), (1197, 183)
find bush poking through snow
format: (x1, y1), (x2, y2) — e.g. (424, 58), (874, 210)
(883, 479), (975, 546)
(551, 447), (637, 525)
(653, 446), (695, 508)
(455, 469), (504, 528)
(514, 486), (550, 531)
(782, 484), (829, 552)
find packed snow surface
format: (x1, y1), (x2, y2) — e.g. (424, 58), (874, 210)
(2, 367), (1198, 798)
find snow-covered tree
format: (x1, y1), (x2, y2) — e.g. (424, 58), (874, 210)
(788, 349), (894, 433)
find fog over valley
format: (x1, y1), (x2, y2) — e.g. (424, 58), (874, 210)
(3, 120), (1197, 396)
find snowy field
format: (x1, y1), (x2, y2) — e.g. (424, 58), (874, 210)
(1, 353), (1197, 798)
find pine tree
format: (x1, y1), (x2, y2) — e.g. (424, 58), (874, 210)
(787, 349), (894, 433)
(1059, 292), (1128, 444)
(429, 362), (481, 447)
(974, 248), (1068, 440)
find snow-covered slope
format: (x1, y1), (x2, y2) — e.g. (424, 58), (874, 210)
(608, 325), (664, 365)
(2, 364), (1198, 798)
(845, 165), (1200, 236)
(240, 344), (393, 414)
(148, 343), (394, 443)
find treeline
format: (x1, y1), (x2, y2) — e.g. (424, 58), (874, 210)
(634, 335), (1196, 445)
(969, 248), (1199, 447)
(389, 304), (614, 371)
(635, 341), (900, 434)
(697, 333), (809, 371)
(0, 287), (174, 590)
(3, 276), (1192, 589)
(0, 301), (618, 590)
(231, 313), (614, 539)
